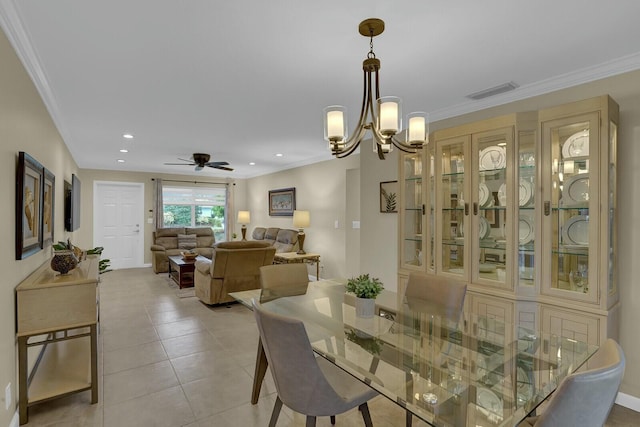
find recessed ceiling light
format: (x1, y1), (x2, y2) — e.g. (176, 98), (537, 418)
(119, 149), (129, 153)
(117, 159), (125, 163)
(275, 153), (283, 157)
(123, 133), (134, 139)
(249, 162), (256, 166)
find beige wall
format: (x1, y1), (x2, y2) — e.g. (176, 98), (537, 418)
(246, 156), (359, 280)
(0, 31), (81, 425)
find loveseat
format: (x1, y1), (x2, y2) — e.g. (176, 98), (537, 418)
(194, 241), (276, 305)
(251, 227), (299, 252)
(150, 227), (215, 273)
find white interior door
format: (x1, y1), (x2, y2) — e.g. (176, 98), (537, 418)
(93, 181), (144, 269)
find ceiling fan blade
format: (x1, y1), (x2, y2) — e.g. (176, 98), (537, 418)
(178, 157), (195, 163)
(164, 162), (196, 166)
(204, 161), (230, 166)
(210, 165), (234, 171)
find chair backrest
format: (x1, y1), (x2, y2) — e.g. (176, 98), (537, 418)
(405, 272), (467, 322)
(259, 263), (309, 303)
(534, 338), (625, 427)
(252, 300), (347, 415)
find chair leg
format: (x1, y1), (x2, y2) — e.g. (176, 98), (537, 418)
(268, 396), (283, 427)
(330, 415), (336, 424)
(306, 415), (317, 427)
(359, 403), (373, 427)
(406, 410), (413, 427)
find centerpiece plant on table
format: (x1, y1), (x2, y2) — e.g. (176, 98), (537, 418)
(346, 274), (384, 318)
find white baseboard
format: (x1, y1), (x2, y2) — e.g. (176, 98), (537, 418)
(143, 263), (152, 268)
(616, 392), (640, 413)
(9, 409), (19, 427)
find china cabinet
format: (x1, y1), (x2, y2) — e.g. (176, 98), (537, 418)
(398, 95), (619, 347)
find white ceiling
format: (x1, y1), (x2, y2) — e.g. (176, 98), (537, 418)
(2, 0), (640, 178)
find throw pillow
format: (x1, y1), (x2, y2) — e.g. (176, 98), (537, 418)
(178, 234), (197, 250)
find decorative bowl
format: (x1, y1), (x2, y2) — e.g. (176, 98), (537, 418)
(181, 251), (198, 261)
(51, 250), (79, 275)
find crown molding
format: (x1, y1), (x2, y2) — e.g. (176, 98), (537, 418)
(430, 51), (640, 122)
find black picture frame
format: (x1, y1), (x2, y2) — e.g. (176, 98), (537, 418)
(269, 187), (296, 216)
(16, 152), (44, 259)
(43, 168), (55, 245)
(380, 181), (398, 213)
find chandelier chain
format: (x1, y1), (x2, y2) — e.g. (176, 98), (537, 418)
(368, 34), (376, 59)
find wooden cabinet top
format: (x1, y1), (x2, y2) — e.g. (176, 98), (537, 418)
(17, 255), (99, 291)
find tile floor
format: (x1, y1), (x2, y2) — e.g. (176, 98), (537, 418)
(22, 267), (639, 426)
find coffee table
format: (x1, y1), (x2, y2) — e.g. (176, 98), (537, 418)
(167, 255), (206, 288)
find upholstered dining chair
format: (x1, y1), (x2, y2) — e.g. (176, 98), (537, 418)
(252, 299), (378, 427)
(259, 263), (310, 303)
(403, 272), (468, 427)
(519, 338), (625, 427)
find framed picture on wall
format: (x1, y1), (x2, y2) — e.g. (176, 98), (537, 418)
(380, 181), (398, 213)
(269, 187), (296, 216)
(43, 168), (55, 245)
(16, 152), (44, 259)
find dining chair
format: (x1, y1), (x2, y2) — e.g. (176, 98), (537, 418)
(404, 272), (468, 323)
(519, 338), (625, 427)
(252, 299), (378, 427)
(404, 272), (467, 427)
(259, 263), (310, 302)
(251, 263), (311, 404)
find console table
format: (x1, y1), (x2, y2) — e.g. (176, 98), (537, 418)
(273, 252), (321, 280)
(16, 255), (99, 425)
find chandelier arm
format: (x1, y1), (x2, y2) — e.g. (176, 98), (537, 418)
(336, 66), (373, 155)
(336, 125), (368, 158)
(390, 134), (419, 153)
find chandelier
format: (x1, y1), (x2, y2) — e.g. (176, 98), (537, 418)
(323, 18), (428, 159)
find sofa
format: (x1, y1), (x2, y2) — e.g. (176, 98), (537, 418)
(251, 227), (299, 253)
(194, 241), (276, 305)
(150, 227), (215, 273)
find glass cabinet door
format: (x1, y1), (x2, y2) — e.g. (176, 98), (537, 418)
(437, 137), (469, 276)
(517, 131), (536, 291)
(472, 128), (512, 287)
(426, 143), (436, 273)
(542, 113), (598, 302)
(400, 152), (425, 269)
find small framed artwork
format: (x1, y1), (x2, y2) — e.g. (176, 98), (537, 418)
(43, 168), (55, 245)
(16, 152), (44, 259)
(269, 187), (296, 216)
(489, 192), (501, 228)
(380, 181), (398, 213)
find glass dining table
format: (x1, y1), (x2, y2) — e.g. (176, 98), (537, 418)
(230, 279), (598, 427)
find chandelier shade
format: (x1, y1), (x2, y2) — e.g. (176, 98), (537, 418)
(323, 18), (428, 159)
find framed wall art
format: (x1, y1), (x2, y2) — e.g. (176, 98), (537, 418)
(380, 181), (398, 213)
(16, 152), (44, 259)
(269, 187), (296, 216)
(43, 168), (55, 245)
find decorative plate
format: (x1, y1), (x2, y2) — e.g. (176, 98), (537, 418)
(497, 183), (507, 206)
(477, 387), (503, 416)
(519, 179), (533, 207)
(562, 215), (589, 245)
(519, 215), (534, 245)
(479, 183), (491, 207)
(479, 216), (490, 240)
(562, 173), (589, 205)
(479, 146), (506, 171)
(562, 130), (589, 158)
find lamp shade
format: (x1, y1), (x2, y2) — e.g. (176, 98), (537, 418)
(293, 210), (310, 228)
(237, 210), (251, 224)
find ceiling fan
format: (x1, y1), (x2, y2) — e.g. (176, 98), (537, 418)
(164, 153), (234, 171)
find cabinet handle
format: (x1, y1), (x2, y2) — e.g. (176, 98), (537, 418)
(473, 202), (478, 215)
(543, 339), (549, 354)
(422, 204), (425, 215)
(544, 201), (551, 216)
(465, 203), (469, 216)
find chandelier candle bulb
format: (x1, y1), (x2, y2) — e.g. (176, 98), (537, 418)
(378, 97), (401, 135)
(408, 112), (428, 145)
(324, 106), (347, 142)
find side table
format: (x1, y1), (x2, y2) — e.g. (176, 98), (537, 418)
(273, 252), (321, 281)
(167, 255), (207, 288)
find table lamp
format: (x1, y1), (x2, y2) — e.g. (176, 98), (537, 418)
(293, 210), (310, 254)
(237, 210), (250, 241)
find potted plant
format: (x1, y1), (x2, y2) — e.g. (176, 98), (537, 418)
(346, 274), (384, 318)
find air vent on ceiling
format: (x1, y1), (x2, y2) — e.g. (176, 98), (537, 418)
(466, 81), (519, 100)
